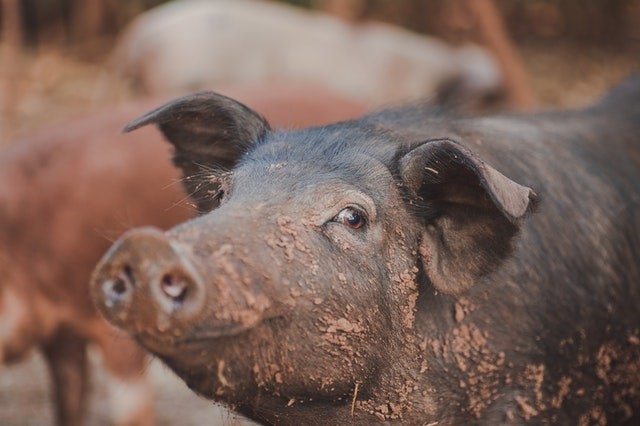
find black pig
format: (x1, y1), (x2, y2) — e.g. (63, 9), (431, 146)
(91, 75), (640, 425)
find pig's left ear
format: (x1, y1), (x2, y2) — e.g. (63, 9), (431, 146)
(399, 139), (537, 294)
(124, 91), (271, 212)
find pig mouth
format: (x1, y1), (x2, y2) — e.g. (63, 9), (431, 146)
(180, 323), (258, 343)
(133, 313), (282, 354)
(132, 327), (244, 356)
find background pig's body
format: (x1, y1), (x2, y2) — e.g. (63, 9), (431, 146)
(93, 76), (640, 424)
(0, 105), (190, 426)
(112, 0), (500, 105)
(0, 86), (364, 425)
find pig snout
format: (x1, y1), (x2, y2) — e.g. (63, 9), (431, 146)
(91, 227), (206, 337)
(92, 225), (277, 352)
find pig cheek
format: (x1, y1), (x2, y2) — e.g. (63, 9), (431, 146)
(279, 229), (395, 391)
(224, 257), (379, 397)
(279, 266), (386, 397)
(299, 228), (422, 392)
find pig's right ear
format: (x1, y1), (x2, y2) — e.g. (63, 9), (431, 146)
(399, 139), (537, 295)
(124, 92), (271, 212)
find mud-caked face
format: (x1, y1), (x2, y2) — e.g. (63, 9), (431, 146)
(92, 92), (535, 416)
(93, 125), (424, 403)
(159, 136), (422, 400)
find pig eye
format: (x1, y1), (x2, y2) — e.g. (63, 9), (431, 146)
(333, 207), (367, 229)
(213, 188), (225, 202)
(212, 183), (230, 204)
(209, 175), (231, 204)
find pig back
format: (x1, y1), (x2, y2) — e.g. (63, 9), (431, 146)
(410, 89), (640, 404)
(369, 83), (640, 422)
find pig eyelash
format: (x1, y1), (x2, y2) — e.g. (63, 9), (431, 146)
(212, 177), (232, 203)
(184, 168), (233, 203)
(211, 188), (226, 202)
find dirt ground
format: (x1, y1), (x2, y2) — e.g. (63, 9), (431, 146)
(0, 350), (255, 426)
(0, 31), (638, 426)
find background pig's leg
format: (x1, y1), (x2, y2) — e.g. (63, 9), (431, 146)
(95, 330), (153, 426)
(41, 329), (88, 426)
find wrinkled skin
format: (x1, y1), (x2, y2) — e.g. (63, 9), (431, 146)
(92, 75), (640, 425)
(1, 86), (363, 426)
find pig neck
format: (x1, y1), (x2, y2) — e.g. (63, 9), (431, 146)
(411, 263), (546, 423)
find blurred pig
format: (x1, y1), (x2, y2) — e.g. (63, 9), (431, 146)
(112, 0), (501, 106)
(0, 84), (364, 426)
(92, 75), (640, 424)
(0, 104), (184, 426)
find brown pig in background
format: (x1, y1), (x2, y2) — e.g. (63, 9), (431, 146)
(0, 84), (364, 426)
(92, 74), (640, 425)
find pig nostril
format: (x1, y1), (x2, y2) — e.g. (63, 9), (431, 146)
(161, 273), (188, 303)
(123, 264), (133, 280)
(114, 264), (135, 293)
(102, 265), (136, 308)
(104, 264), (134, 300)
(112, 278), (128, 295)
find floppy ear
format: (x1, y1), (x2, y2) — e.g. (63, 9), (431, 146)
(400, 139), (537, 294)
(124, 92), (271, 213)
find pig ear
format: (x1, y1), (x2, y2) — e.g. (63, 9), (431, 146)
(399, 139), (537, 294)
(124, 91), (271, 212)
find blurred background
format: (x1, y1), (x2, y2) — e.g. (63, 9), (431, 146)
(0, 0), (638, 425)
(1, 0), (639, 141)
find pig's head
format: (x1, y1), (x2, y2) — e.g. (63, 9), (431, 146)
(91, 92), (536, 422)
